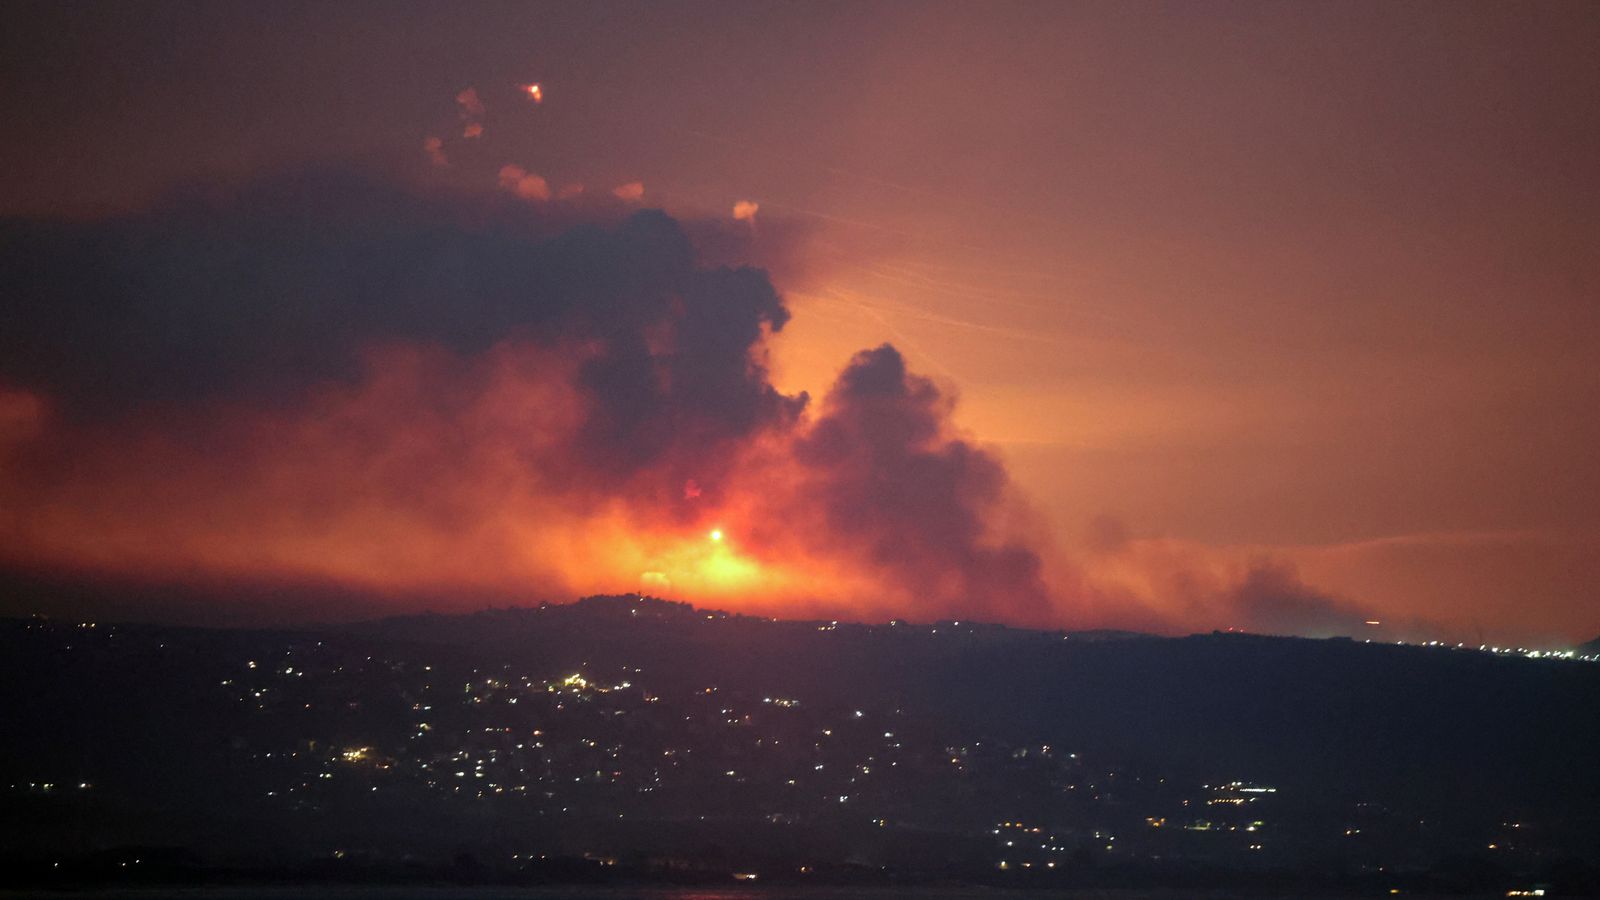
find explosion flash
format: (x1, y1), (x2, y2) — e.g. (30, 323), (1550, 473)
(522, 82), (543, 104)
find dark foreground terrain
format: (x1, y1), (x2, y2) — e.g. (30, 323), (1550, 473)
(2, 596), (1597, 896)
(0, 888), (1520, 900)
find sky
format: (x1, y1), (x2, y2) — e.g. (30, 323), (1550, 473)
(1, 0), (1596, 645)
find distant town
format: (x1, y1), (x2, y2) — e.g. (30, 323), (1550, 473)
(3, 596), (1597, 895)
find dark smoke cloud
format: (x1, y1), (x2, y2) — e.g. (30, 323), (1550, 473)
(0, 167), (1369, 636)
(790, 345), (1053, 623)
(1068, 513), (1384, 638)
(1225, 561), (1370, 638)
(0, 168), (800, 485)
(0, 167), (1063, 624)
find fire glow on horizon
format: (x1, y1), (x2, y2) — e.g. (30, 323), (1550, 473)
(2, 9), (1597, 648)
(0, 164), (1454, 641)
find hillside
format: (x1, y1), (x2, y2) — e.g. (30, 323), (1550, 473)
(2, 595), (1598, 893)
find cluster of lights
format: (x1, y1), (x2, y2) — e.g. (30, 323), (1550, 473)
(25, 618), (1580, 881)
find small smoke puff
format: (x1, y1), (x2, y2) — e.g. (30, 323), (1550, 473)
(683, 478), (702, 500)
(455, 87), (485, 118)
(422, 136), (448, 167)
(463, 122), (483, 139)
(557, 183), (585, 200)
(521, 83), (543, 104)
(612, 182), (645, 202)
(640, 571), (671, 590)
(497, 164), (549, 201)
(732, 200), (759, 222)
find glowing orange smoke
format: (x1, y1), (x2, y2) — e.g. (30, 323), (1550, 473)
(0, 186), (1379, 639)
(521, 83), (543, 104)
(0, 331), (1373, 636)
(0, 338), (1040, 625)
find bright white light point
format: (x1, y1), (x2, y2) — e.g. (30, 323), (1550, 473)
(709, 528), (724, 542)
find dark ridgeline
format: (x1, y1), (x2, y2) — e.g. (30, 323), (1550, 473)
(2, 595), (1598, 894)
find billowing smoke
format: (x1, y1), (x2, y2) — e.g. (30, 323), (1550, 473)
(1224, 562), (1372, 638)
(782, 345), (1052, 624)
(0, 168), (1361, 635)
(0, 171), (791, 466)
(0, 169), (1057, 625)
(1072, 514), (1383, 638)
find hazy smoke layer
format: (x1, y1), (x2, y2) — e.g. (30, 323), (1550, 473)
(0, 170), (1073, 624)
(0, 169), (1376, 635)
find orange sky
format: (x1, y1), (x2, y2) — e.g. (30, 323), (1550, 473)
(1, 2), (1597, 644)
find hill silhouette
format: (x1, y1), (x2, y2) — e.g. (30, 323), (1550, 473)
(3, 595), (1598, 893)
